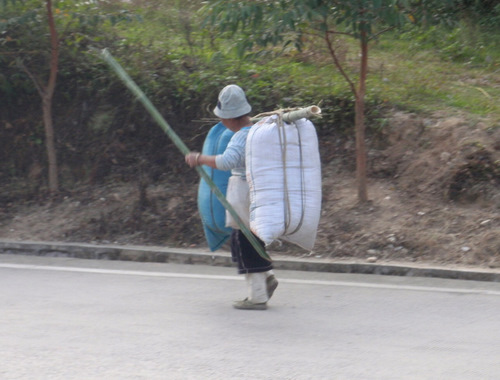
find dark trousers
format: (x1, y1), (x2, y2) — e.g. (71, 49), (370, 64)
(230, 230), (273, 274)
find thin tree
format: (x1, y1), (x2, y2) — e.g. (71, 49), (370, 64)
(203, 0), (455, 202)
(32, 0), (58, 193)
(13, 0), (59, 192)
(3, 0), (137, 193)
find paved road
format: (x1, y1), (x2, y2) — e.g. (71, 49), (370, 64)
(1, 254), (500, 380)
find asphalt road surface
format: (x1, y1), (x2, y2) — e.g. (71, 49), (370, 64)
(1, 254), (500, 380)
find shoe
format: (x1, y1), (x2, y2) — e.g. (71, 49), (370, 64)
(266, 275), (279, 299)
(233, 298), (267, 310)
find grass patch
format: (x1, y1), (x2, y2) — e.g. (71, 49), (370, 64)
(361, 31), (500, 119)
(108, 2), (500, 128)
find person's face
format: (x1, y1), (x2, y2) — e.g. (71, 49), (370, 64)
(220, 118), (238, 132)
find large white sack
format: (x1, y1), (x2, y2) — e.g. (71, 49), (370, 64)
(246, 115), (322, 250)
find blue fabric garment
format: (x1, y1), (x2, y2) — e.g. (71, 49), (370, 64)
(197, 122), (234, 251)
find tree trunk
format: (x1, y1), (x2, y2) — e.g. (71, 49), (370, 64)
(355, 32), (369, 203)
(44, 0), (59, 193)
(42, 96), (58, 192)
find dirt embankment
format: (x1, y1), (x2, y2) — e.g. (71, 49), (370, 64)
(0, 111), (499, 269)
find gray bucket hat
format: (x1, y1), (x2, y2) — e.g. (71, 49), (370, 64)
(213, 84), (252, 119)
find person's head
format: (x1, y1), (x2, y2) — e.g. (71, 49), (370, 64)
(213, 84), (251, 120)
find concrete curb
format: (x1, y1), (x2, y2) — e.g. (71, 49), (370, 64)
(1, 239), (499, 282)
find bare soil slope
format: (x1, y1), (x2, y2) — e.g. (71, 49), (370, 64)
(1, 111), (499, 269)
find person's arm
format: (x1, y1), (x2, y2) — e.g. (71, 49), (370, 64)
(185, 152), (217, 168)
(185, 129), (246, 169)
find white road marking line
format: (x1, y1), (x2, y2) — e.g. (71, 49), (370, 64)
(0, 263), (240, 281)
(282, 278), (500, 296)
(2, 263), (500, 296)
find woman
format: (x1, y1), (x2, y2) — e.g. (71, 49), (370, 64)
(185, 84), (278, 310)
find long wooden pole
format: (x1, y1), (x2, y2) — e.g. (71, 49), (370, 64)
(100, 49), (271, 261)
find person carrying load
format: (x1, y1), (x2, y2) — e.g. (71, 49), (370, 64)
(185, 84), (278, 311)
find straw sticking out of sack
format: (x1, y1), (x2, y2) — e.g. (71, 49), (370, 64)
(253, 106), (321, 123)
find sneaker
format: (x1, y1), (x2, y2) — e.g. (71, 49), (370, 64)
(266, 275), (279, 299)
(233, 298), (267, 310)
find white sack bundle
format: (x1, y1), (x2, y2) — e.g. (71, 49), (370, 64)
(246, 115), (322, 250)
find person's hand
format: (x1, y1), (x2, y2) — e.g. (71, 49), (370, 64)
(185, 152), (201, 168)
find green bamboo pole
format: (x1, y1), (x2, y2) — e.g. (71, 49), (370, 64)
(100, 49), (271, 261)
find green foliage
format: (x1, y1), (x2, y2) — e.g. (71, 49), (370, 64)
(400, 22), (500, 66)
(203, 0), (457, 55)
(0, 0), (499, 185)
(456, 0), (500, 29)
(0, 0), (139, 99)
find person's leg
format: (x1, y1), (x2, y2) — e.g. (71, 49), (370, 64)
(232, 272), (268, 309)
(231, 230), (275, 310)
(238, 232), (278, 300)
(234, 230), (273, 273)
(266, 271), (279, 299)
(248, 272), (268, 303)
